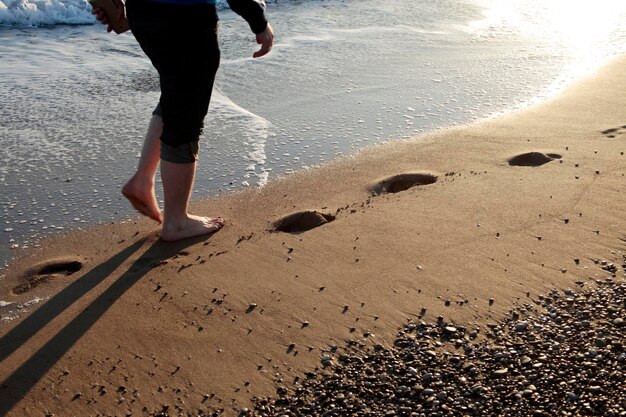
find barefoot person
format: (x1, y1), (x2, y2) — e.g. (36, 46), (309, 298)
(92, 0), (274, 241)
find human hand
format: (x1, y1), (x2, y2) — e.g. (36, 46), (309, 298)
(253, 23), (274, 58)
(90, 0), (125, 33)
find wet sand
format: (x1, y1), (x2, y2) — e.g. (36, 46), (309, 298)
(0, 55), (625, 416)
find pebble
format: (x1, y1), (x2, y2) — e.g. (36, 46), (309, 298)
(515, 321), (529, 331)
(252, 271), (626, 417)
(443, 326), (457, 334)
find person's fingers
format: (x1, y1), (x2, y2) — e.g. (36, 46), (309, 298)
(93, 9), (108, 24)
(253, 39), (271, 57)
(253, 33), (274, 58)
(114, 0), (125, 20)
(253, 46), (268, 58)
(93, 7), (105, 21)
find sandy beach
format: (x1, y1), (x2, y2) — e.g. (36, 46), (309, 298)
(0, 51), (625, 416)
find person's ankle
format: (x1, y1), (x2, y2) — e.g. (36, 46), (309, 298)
(162, 214), (189, 230)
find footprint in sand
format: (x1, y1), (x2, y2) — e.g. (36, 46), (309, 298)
(271, 210), (336, 233)
(12, 258), (83, 295)
(601, 125), (626, 138)
(369, 172), (438, 196)
(507, 152), (562, 167)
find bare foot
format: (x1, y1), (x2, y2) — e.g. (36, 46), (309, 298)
(160, 215), (225, 241)
(121, 175), (163, 223)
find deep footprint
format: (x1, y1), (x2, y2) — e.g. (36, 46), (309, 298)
(272, 210), (336, 233)
(507, 152), (561, 167)
(369, 172), (438, 195)
(12, 258), (83, 295)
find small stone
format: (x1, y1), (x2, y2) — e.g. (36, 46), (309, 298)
(493, 368), (508, 377)
(515, 321), (529, 331)
(471, 385), (486, 395)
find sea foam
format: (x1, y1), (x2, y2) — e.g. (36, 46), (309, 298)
(0, 0), (275, 27)
(0, 0), (94, 26)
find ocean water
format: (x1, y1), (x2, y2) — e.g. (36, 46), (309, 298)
(1, 0), (625, 271)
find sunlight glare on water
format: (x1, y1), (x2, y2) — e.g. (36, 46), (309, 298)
(543, 1), (626, 48)
(471, 0), (626, 83)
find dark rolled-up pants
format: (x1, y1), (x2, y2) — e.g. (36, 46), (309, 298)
(126, 0), (220, 163)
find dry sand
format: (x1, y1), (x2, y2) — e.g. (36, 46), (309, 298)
(0, 54), (625, 416)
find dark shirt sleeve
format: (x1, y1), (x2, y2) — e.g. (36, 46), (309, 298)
(226, 0), (268, 34)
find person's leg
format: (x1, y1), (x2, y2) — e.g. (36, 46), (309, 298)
(121, 114), (163, 223)
(127, 0), (223, 240)
(159, 160), (224, 241)
(155, 5), (222, 241)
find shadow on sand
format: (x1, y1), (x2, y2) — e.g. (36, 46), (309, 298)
(0, 235), (210, 415)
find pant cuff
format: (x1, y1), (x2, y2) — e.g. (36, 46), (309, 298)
(160, 140), (199, 164)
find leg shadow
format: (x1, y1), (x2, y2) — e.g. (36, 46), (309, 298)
(0, 239), (147, 364)
(0, 236), (207, 415)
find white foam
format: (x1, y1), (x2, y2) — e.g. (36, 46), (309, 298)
(331, 25), (448, 36)
(211, 88), (271, 187)
(0, 300), (13, 307)
(0, 0), (95, 26)
(18, 296), (43, 308)
(0, 0), (277, 27)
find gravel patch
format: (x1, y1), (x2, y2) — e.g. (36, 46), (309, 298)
(251, 261), (626, 416)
